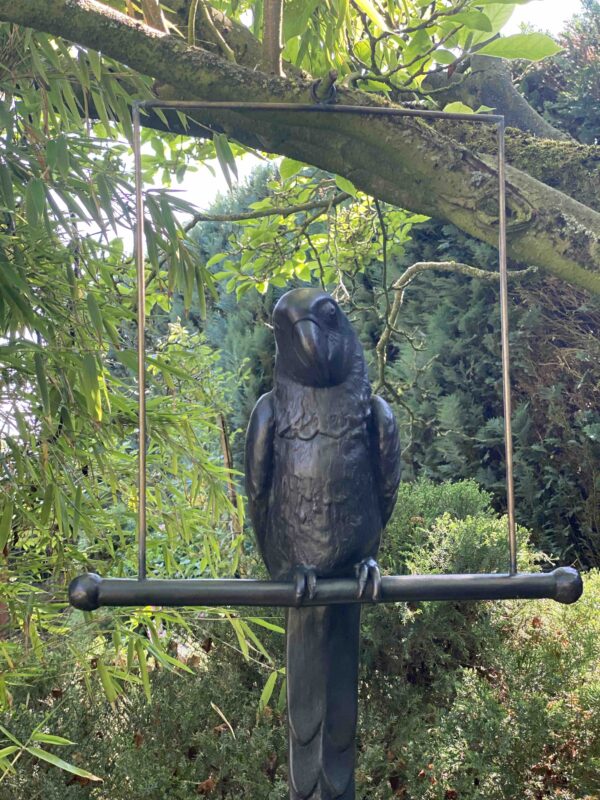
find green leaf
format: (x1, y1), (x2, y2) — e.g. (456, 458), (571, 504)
(452, 11), (492, 31)
(0, 745), (19, 760)
(214, 134), (238, 189)
(246, 617), (285, 634)
(86, 293), (104, 340)
(283, 0), (320, 40)
(114, 349), (139, 374)
(56, 135), (70, 179)
(31, 733), (74, 746)
(443, 102), (475, 115)
(34, 352), (51, 417)
(0, 501), (13, 551)
(96, 661), (119, 703)
(0, 723), (22, 746)
(81, 353), (102, 422)
(353, 0), (389, 30)
(433, 49), (457, 65)
(279, 158), (306, 180)
(477, 33), (562, 61)
(258, 671), (278, 712)
(26, 747), (102, 782)
(25, 179), (46, 227)
(135, 639), (151, 704)
(334, 175), (357, 196)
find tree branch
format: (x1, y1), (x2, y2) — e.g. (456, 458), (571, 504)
(424, 56), (570, 142)
(2, 0), (599, 294)
(262, 0), (284, 76)
(185, 191), (351, 230)
(374, 261), (537, 393)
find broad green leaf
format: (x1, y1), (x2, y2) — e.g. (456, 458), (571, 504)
(452, 11), (493, 31)
(280, 158), (306, 180)
(26, 747), (102, 782)
(0, 745), (19, 759)
(478, 33), (561, 61)
(433, 49), (457, 65)
(335, 175), (357, 196)
(443, 102), (476, 115)
(283, 0), (320, 40)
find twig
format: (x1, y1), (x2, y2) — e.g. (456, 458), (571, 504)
(374, 260), (537, 393)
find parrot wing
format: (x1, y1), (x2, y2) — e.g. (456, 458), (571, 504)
(369, 394), (401, 526)
(244, 391), (275, 559)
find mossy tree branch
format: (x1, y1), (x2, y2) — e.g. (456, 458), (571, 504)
(1, 0), (599, 294)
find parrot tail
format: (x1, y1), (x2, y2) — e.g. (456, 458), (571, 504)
(286, 604), (361, 800)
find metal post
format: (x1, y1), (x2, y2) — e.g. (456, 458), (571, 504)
(497, 121), (518, 576)
(133, 103), (147, 581)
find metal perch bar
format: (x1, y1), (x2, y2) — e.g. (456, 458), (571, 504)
(69, 567), (582, 612)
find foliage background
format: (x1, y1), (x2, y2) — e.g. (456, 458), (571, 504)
(0, 0), (599, 797)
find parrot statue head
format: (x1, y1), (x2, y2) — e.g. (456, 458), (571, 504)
(273, 288), (358, 388)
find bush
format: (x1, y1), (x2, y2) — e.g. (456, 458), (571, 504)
(1, 481), (597, 800)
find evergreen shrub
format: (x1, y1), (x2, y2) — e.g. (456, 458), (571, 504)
(2, 481), (598, 800)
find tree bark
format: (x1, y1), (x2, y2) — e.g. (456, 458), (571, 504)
(424, 56), (571, 142)
(2, 0), (599, 294)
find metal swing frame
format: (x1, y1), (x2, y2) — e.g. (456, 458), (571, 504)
(69, 100), (582, 613)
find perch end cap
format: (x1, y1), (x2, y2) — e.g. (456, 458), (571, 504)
(69, 573), (102, 611)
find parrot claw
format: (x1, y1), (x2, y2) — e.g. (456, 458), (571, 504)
(356, 558), (381, 602)
(293, 566), (318, 607)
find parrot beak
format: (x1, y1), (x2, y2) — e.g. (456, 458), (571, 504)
(293, 318), (329, 385)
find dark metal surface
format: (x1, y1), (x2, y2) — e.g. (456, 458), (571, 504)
(244, 288), (401, 799)
(136, 99), (503, 123)
(69, 567), (583, 612)
(133, 104), (147, 580)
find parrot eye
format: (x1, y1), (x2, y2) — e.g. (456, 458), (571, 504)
(321, 301), (337, 323)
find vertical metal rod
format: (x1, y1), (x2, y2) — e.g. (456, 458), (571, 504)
(497, 121), (517, 576)
(133, 103), (147, 580)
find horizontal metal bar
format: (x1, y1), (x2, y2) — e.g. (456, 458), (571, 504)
(69, 568), (582, 611)
(134, 100), (503, 124)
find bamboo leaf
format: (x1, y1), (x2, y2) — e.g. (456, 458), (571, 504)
(86, 293), (104, 340)
(26, 747), (103, 782)
(135, 639), (151, 704)
(258, 671), (278, 712)
(31, 733), (74, 746)
(0, 501), (13, 551)
(96, 661), (118, 703)
(34, 352), (51, 418)
(210, 702), (236, 739)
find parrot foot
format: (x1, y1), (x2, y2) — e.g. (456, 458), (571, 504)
(293, 566), (318, 607)
(356, 558), (382, 601)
